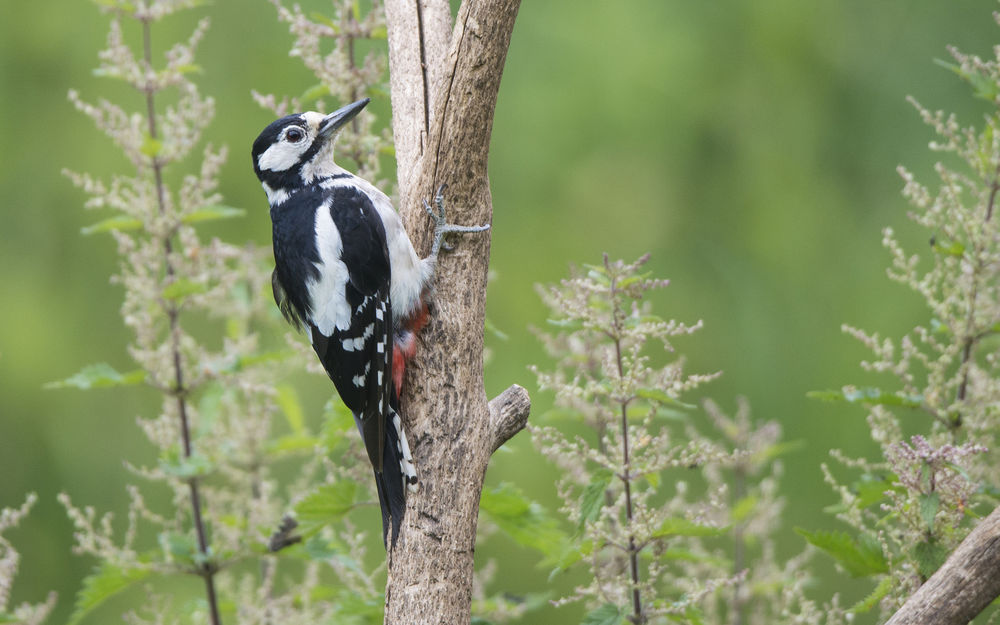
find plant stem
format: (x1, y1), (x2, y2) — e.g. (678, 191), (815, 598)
(141, 12), (222, 625)
(953, 170), (999, 432)
(609, 264), (644, 624)
(731, 454), (748, 625)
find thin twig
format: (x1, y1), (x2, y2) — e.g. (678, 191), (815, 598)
(140, 10), (222, 625)
(609, 258), (644, 625)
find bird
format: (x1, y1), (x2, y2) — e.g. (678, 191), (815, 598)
(251, 97), (488, 547)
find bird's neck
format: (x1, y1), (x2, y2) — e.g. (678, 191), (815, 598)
(264, 165), (355, 208)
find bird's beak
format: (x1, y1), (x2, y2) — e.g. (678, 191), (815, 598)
(318, 98), (370, 139)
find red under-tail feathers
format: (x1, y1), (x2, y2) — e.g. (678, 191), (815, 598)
(392, 299), (430, 399)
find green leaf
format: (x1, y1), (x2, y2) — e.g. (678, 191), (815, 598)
(268, 433), (321, 455)
(160, 531), (199, 566)
(681, 604), (707, 625)
(807, 387), (923, 409)
(636, 387), (695, 410)
(731, 495), (758, 523)
(294, 482), (360, 532)
(182, 205), (245, 224)
(0, 613), (18, 624)
(484, 317), (509, 341)
(159, 451), (214, 480)
(301, 83), (332, 103)
(578, 469), (613, 532)
(308, 12), (341, 31)
(855, 473), (898, 509)
(913, 539), (949, 579)
(582, 603), (623, 625)
(659, 548), (727, 566)
(754, 439), (805, 464)
(643, 470), (661, 489)
(68, 563), (151, 625)
(480, 482), (569, 560)
(653, 517), (727, 539)
(796, 528), (888, 577)
(162, 278), (208, 301)
(275, 385), (306, 434)
(81, 215), (143, 235)
(91, 0), (136, 13)
(302, 534), (338, 560)
(919, 492), (940, 530)
(46, 363), (145, 390)
(850, 576), (893, 614)
(930, 238), (965, 257)
(172, 63), (202, 75)
(935, 58), (1000, 101)
(210, 349), (295, 375)
(140, 135), (162, 158)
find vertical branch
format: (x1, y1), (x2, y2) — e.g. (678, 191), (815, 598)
(609, 267), (644, 624)
(383, 0), (526, 623)
(138, 11), (221, 625)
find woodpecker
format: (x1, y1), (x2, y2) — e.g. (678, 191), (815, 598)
(251, 97), (488, 546)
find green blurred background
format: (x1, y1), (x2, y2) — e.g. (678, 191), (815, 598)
(2, 0), (998, 622)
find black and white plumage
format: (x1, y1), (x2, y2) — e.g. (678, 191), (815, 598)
(251, 98), (487, 546)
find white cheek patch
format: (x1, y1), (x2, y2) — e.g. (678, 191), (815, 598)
(257, 141), (305, 173)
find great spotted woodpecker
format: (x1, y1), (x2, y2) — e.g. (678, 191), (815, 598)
(251, 97), (488, 545)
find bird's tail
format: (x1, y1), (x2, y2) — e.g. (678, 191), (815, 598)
(375, 407), (419, 547)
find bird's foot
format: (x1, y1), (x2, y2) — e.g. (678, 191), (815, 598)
(423, 184), (490, 258)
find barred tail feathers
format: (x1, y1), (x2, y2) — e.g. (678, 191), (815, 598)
(371, 408), (419, 547)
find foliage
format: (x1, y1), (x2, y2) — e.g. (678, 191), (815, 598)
(12, 1), (1000, 624)
(514, 255), (842, 625)
(55, 0), (393, 623)
(253, 0), (391, 186)
(0, 496), (55, 625)
(809, 13), (1000, 620)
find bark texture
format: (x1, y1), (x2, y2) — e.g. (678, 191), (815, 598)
(383, 1), (526, 623)
(886, 505), (1000, 625)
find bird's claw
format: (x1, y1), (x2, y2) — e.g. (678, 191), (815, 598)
(423, 184), (490, 258)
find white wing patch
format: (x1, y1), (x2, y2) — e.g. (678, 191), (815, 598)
(321, 174), (428, 320)
(307, 200), (353, 336)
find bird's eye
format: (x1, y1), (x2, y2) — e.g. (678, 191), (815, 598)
(286, 128), (305, 143)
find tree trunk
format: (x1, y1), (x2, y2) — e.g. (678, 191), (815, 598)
(383, 1), (528, 623)
(886, 504), (1000, 625)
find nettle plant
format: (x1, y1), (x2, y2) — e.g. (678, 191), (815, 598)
(0, 496), (56, 624)
(56, 1), (397, 624)
(808, 21), (1000, 621)
(520, 255), (828, 625)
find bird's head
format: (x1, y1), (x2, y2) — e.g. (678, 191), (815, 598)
(251, 97), (370, 202)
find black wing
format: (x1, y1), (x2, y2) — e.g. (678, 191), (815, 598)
(308, 186), (393, 474)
